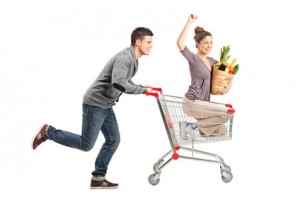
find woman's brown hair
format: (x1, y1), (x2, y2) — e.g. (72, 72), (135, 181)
(194, 26), (212, 44)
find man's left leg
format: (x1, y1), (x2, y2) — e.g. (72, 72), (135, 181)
(90, 108), (120, 189)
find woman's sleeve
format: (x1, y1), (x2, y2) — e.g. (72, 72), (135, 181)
(180, 46), (197, 65)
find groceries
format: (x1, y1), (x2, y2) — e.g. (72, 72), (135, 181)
(214, 45), (239, 75)
(211, 45), (239, 95)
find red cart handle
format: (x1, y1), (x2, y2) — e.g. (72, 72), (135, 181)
(144, 87), (162, 97)
(225, 104), (235, 113)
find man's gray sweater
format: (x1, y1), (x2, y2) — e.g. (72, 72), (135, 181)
(83, 46), (147, 108)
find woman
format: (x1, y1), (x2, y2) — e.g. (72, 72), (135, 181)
(176, 14), (233, 138)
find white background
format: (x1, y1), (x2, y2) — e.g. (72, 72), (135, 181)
(1, 0), (299, 199)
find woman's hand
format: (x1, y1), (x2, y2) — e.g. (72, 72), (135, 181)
(177, 13), (199, 51)
(188, 13), (198, 23)
(190, 14), (198, 20)
(220, 79), (233, 95)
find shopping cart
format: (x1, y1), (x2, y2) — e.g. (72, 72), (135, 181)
(146, 88), (235, 185)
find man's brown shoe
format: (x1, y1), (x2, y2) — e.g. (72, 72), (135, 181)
(32, 124), (49, 150)
(90, 179), (119, 189)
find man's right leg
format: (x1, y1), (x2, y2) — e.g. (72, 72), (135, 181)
(32, 104), (104, 151)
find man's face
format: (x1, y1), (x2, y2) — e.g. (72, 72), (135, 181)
(137, 36), (153, 55)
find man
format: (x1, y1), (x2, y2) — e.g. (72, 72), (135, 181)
(32, 27), (155, 189)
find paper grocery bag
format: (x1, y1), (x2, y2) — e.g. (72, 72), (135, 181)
(211, 67), (234, 95)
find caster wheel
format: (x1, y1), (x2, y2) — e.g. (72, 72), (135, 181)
(153, 162), (161, 171)
(148, 174), (160, 186)
(222, 171), (233, 183)
(220, 165), (231, 172)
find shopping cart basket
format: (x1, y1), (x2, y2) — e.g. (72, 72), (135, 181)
(146, 88), (235, 185)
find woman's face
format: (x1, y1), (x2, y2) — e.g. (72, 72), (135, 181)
(197, 36), (213, 55)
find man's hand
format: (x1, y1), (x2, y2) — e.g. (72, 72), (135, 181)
(144, 85), (161, 95)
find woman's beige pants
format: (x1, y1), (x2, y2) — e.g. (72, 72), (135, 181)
(182, 97), (231, 136)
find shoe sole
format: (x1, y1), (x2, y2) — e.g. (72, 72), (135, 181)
(90, 186), (119, 189)
(32, 123), (48, 150)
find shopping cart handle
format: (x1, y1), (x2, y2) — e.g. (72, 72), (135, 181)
(144, 87), (162, 97)
(150, 87), (162, 92)
(145, 91), (159, 97)
(227, 108), (235, 114)
(225, 104), (232, 108)
(225, 104), (235, 113)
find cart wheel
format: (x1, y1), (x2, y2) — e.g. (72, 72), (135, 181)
(222, 171), (233, 183)
(148, 174), (160, 186)
(153, 162), (161, 171)
(220, 165), (231, 172)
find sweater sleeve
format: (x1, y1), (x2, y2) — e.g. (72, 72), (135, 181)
(180, 46), (198, 65)
(111, 54), (147, 94)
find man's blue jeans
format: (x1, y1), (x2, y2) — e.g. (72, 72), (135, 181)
(47, 104), (120, 177)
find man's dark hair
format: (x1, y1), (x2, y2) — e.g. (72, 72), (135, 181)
(131, 27), (153, 46)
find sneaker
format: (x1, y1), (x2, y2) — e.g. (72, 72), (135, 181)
(179, 121), (189, 140)
(186, 124), (208, 137)
(90, 179), (119, 189)
(32, 124), (49, 150)
(186, 123), (197, 132)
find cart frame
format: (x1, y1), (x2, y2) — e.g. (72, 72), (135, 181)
(147, 91), (234, 185)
